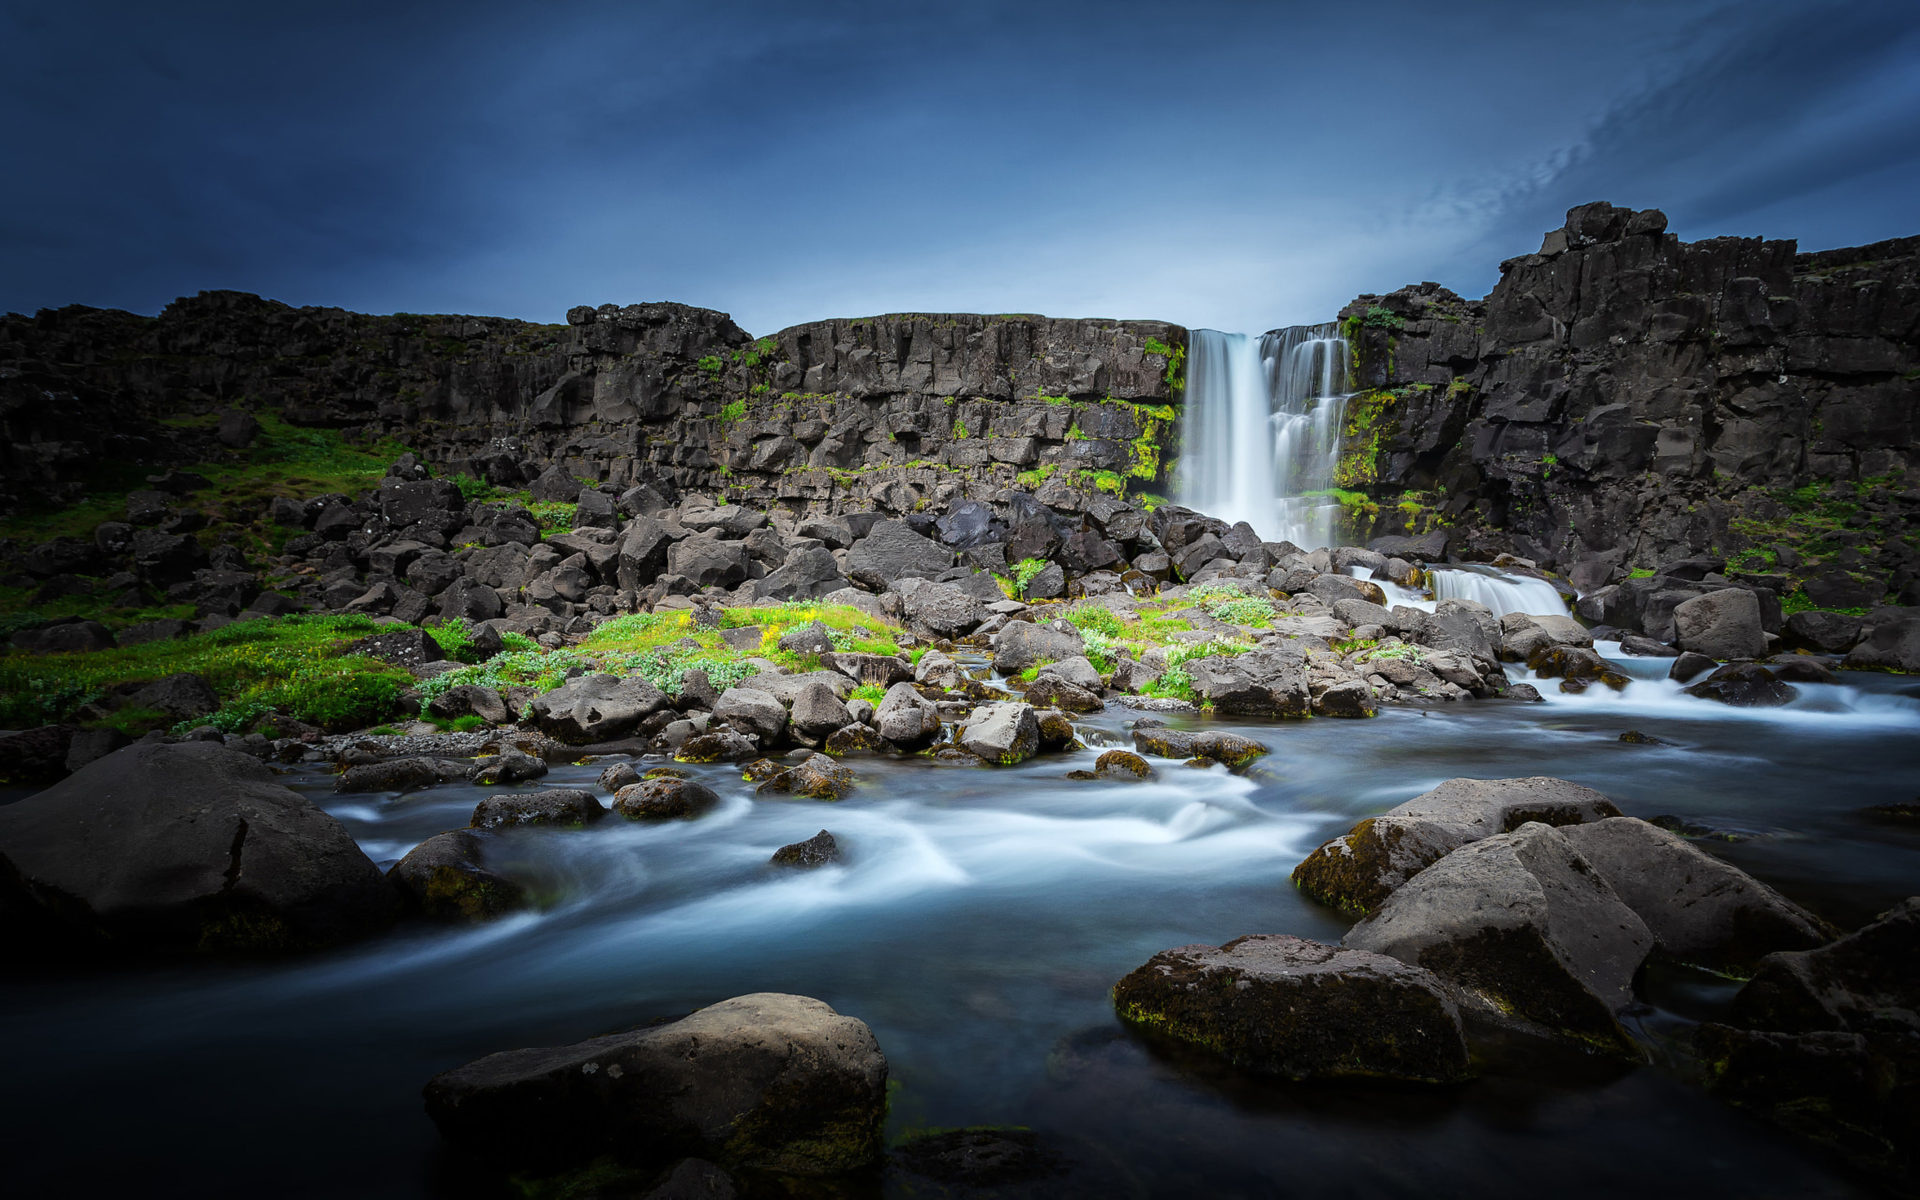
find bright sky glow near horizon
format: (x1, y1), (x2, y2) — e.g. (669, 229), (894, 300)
(5, 0), (1918, 336)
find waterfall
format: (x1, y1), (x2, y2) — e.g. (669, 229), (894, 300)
(1430, 565), (1570, 618)
(1175, 325), (1350, 547)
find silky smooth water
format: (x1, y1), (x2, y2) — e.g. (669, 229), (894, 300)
(5, 661), (1919, 1198)
(1178, 326), (1350, 547)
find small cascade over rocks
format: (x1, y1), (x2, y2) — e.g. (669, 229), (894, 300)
(1177, 325), (1350, 548)
(1430, 564), (1570, 619)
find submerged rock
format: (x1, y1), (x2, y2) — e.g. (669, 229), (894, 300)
(1685, 662), (1798, 707)
(758, 753), (855, 800)
(388, 829), (528, 922)
(422, 993), (889, 1175)
(1112, 934), (1471, 1082)
(0, 742), (398, 955)
(1291, 776), (1621, 915)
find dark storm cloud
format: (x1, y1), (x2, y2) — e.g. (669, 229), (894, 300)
(3, 0), (1916, 334)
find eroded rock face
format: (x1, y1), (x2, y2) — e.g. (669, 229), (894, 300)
(422, 993), (889, 1176)
(1292, 776), (1621, 915)
(0, 742), (398, 955)
(1112, 934), (1471, 1082)
(1343, 822), (1653, 1054)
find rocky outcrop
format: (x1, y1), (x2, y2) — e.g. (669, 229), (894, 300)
(1330, 203), (1918, 605)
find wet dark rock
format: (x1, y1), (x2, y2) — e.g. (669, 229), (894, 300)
(1113, 934), (1471, 1082)
(1129, 724), (1267, 766)
(0, 742), (397, 955)
(1022, 674), (1103, 713)
(388, 829), (528, 922)
(1313, 679), (1377, 718)
(674, 728), (759, 763)
(1292, 776), (1621, 916)
(1668, 651), (1718, 683)
(468, 749), (548, 787)
(892, 1128), (1057, 1190)
(1093, 749), (1152, 780)
(422, 993), (888, 1175)
(471, 788), (605, 830)
(1344, 822), (1653, 1054)
(614, 777), (721, 819)
(336, 756), (471, 793)
(1685, 662), (1798, 707)
(757, 753), (855, 800)
(1728, 897), (1919, 1037)
(0, 725), (76, 787)
(1771, 658), (1839, 685)
(597, 761), (641, 791)
(1618, 730), (1670, 745)
(1618, 634), (1680, 657)
(771, 830), (841, 868)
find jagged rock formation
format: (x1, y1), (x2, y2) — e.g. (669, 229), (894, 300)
(0, 293), (1184, 516)
(1329, 202), (1918, 602)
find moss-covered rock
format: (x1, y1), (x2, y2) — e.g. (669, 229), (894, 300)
(388, 829), (528, 922)
(1093, 749), (1152, 780)
(1112, 933), (1471, 1082)
(614, 778), (720, 820)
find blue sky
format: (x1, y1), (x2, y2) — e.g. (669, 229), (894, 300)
(5, 0), (1917, 335)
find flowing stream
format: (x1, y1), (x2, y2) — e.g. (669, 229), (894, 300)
(1178, 326), (1350, 547)
(4, 653), (1918, 1197)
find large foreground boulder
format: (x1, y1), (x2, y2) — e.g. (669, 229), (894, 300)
(1558, 817), (1834, 975)
(528, 674), (672, 744)
(0, 742), (398, 955)
(423, 993), (888, 1175)
(1672, 589), (1767, 660)
(1291, 776), (1621, 915)
(1343, 822), (1653, 1054)
(1699, 898), (1920, 1193)
(1112, 934), (1471, 1083)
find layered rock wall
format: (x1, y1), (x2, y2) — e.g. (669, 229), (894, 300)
(1330, 203), (1918, 602)
(0, 292), (1186, 516)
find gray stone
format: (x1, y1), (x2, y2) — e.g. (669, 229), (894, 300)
(1674, 589), (1767, 660)
(873, 682), (941, 748)
(953, 701), (1040, 765)
(713, 686), (789, 745)
(471, 788), (605, 830)
(528, 674), (672, 744)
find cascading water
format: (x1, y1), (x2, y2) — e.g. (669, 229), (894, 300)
(1429, 563), (1571, 618)
(1176, 325), (1350, 547)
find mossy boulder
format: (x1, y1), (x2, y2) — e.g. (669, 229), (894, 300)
(471, 788), (606, 831)
(1129, 723), (1268, 767)
(1292, 776), (1621, 916)
(614, 778), (721, 820)
(388, 829), (528, 922)
(1112, 934), (1471, 1082)
(757, 753), (855, 800)
(1093, 749), (1152, 780)
(423, 993), (889, 1176)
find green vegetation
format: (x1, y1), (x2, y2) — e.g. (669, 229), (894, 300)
(1721, 472), (1908, 607)
(696, 355), (723, 375)
(0, 614), (409, 733)
(1142, 336), (1186, 396)
(850, 682), (887, 705)
(524, 500), (577, 534)
(718, 399), (746, 424)
(1362, 305), (1405, 330)
(0, 411), (413, 546)
(1333, 387), (1404, 490)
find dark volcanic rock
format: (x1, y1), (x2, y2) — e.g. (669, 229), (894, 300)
(528, 674), (672, 744)
(614, 777), (721, 819)
(0, 742), (398, 955)
(470, 788), (605, 830)
(388, 829), (529, 922)
(422, 993), (889, 1175)
(1112, 934), (1471, 1082)
(771, 829), (842, 868)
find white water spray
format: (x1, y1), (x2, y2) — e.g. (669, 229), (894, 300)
(1177, 325), (1350, 547)
(1429, 564), (1570, 618)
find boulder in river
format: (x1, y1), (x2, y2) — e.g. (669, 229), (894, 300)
(954, 701), (1040, 765)
(1292, 776), (1621, 915)
(388, 829), (528, 922)
(771, 830), (842, 868)
(336, 755), (471, 793)
(1684, 662), (1798, 707)
(1112, 934), (1471, 1083)
(422, 993), (889, 1175)
(1094, 749), (1153, 780)
(471, 788), (606, 830)
(1129, 722), (1267, 766)
(614, 778), (721, 819)
(873, 682), (941, 749)
(1557, 817), (1834, 975)
(0, 742), (398, 955)
(1672, 589), (1767, 660)
(757, 753), (855, 800)
(1343, 821), (1652, 1055)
